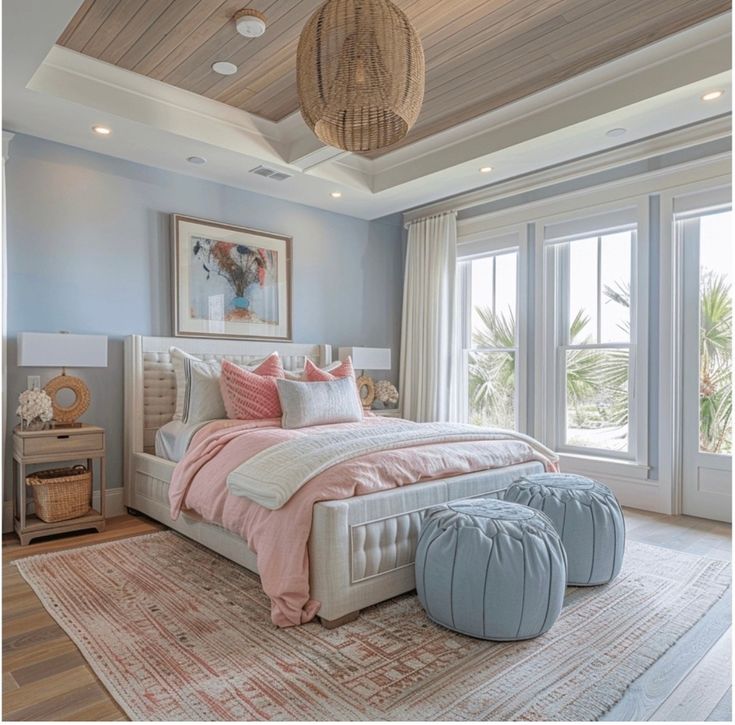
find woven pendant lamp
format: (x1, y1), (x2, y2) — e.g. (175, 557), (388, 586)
(297, 0), (425, 153)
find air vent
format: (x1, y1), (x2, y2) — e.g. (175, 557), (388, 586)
(249, 165), (292, 181)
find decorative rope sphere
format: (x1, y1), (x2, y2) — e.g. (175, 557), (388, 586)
(297, 0), (425, 152)
(43, 374), (90, 425)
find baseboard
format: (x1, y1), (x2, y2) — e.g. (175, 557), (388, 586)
(563, 462), (673, 514)
(2, 487), (125, 534)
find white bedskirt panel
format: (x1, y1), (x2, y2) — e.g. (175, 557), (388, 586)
(130, 453), (260, 573)
(309, 460), (545, 621)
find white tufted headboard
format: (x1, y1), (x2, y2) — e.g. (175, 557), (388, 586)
(123, 335), (332, 465)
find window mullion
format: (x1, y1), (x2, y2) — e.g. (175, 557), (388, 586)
(596, 236), (602, 344)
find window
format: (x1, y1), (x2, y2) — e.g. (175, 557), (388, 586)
(558, 232), (633, 454)
(458, 230), (523, 429)
(677, 208), (732, 455)
(540, 204), (644, 462)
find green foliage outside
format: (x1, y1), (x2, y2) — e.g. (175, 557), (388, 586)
(699, 272), (732, 453)
(468, 273), (732, 454)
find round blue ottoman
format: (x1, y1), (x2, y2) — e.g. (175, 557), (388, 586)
(415, 498), (567, 641)
(504, 473), (625, 586)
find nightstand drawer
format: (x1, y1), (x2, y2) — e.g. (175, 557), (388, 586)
(21, 432), (104, 457)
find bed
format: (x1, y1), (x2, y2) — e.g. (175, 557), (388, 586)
(124, 335), (548, 627)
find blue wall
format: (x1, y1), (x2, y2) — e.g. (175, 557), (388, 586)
(4, 133), (404, 496)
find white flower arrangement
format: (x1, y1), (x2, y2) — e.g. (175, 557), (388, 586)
(375, 379), (399, 406)
(16, 388), (54, 426)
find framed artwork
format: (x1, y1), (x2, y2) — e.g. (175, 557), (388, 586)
(172, 214), (292, 340)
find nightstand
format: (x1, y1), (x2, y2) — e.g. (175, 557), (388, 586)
(12, 424), (106, 545)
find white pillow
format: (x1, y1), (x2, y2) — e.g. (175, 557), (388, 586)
(169, 347), (272, 424)
(277, 376), (363, 429)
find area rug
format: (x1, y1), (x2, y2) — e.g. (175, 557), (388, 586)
(15, 531), (730, 721)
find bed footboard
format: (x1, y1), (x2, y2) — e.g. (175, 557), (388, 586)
(308, 461), (544, 622)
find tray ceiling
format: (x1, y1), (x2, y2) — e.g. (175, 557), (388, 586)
(59, 0), (730, 157)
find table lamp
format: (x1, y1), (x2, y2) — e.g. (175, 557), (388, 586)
(337, 347), (391, 408)
(17, 332), (108, 427)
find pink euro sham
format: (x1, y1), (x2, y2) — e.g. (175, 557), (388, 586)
(219, 355), (284, 420)
(303, 356), (355, 381)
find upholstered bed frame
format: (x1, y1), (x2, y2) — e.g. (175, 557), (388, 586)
(123, 335), (544, 626)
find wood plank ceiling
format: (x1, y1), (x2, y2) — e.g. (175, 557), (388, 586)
(58, 0), (730, 157)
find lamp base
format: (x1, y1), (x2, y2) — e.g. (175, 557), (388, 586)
(356, 375), (375, 409)
(43, 373), (91, 426)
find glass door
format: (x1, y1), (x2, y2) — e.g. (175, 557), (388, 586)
(679, 208), (732, 522)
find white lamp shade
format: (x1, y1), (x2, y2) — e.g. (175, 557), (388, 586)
(17, 332), (108, 368)
(338, 346), (391, 370)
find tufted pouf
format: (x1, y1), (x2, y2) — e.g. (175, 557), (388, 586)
(504, 473), (625, 586)
(415, 498), (567, 641)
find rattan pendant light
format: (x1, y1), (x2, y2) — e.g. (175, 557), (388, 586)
(297, 0), (425, 153)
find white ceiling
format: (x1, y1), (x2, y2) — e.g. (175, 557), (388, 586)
(2, 1), (732, 220)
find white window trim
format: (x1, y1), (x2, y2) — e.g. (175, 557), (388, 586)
(457, 223), (528, 432)
(658, 175), (732, 514)
(535, 196), (649, 467)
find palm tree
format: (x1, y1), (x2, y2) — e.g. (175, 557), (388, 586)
(699, 272), (732, 453)
(468, 272), (731, 452)
(467, 306), (515, 428)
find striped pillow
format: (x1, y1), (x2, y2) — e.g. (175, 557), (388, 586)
(220, 355), (285, 420)
(303, 356), (355, 381)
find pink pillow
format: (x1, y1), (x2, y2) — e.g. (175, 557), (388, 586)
(219, 355), (285, 420)
(303, 356), (355, 382)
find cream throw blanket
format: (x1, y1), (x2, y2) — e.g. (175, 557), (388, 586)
(226, 421), (558, 509)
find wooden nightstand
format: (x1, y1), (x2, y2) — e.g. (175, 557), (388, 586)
(12, 424), (106, 545)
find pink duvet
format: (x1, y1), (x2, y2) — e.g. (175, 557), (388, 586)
(169, 417), (556, 627)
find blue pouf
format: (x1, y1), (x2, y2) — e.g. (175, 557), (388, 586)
(415, 498), (567, 641)
(504, 473), (625, 586)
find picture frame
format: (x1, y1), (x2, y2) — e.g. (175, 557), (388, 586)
(171, 214), (292, 341)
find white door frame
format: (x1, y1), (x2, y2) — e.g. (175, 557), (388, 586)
(660, 177), (732, 517)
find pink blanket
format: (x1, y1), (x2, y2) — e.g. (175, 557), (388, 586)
(169, 417), (557, 627)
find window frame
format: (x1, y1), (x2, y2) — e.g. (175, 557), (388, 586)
(658, 176), (731, 513)
(536, 198), (649, 466)
(456, 224), (528, 432)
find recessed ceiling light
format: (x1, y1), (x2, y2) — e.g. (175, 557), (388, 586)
(701, 90), (724, 101)
(91, 125), (111, 136)
(330, 191), (342, 198)
(212, 61), (238, 75)
(235, 8), (267, 37)
(479, 166), (493, 173)
(187, 156), (207, 165)
(606, 127), (627, 137)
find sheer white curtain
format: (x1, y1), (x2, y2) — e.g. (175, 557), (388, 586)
(399, 211), (461, 422)
(2, 132), (13, 527)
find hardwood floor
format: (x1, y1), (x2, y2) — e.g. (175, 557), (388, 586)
(2, 509), (731, 721)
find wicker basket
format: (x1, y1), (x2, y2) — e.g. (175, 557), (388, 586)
(26, 465), (91, 523)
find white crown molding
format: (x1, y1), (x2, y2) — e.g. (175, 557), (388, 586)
(374, 34), (731, 192)
(403, 116), (732, 223)
(374, 12), (732, 177)
(4, 4), (730, 219)
(31, 47), (295, 165)
(42, 46), (284, 140)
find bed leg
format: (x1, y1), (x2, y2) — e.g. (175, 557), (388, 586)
(318, 611), (360, 629)
(126, 507), (143, 517)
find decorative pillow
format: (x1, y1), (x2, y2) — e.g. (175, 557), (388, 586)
(170, 348), (273, 423)
(170, 348), (204, 421)
(220, 355), (285, 420)
(277, 376), (364, 429)
(302, 357), (355, 382)
(183, 360), (228, 424)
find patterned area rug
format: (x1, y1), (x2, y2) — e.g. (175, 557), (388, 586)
(15, 531), (730, 721)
